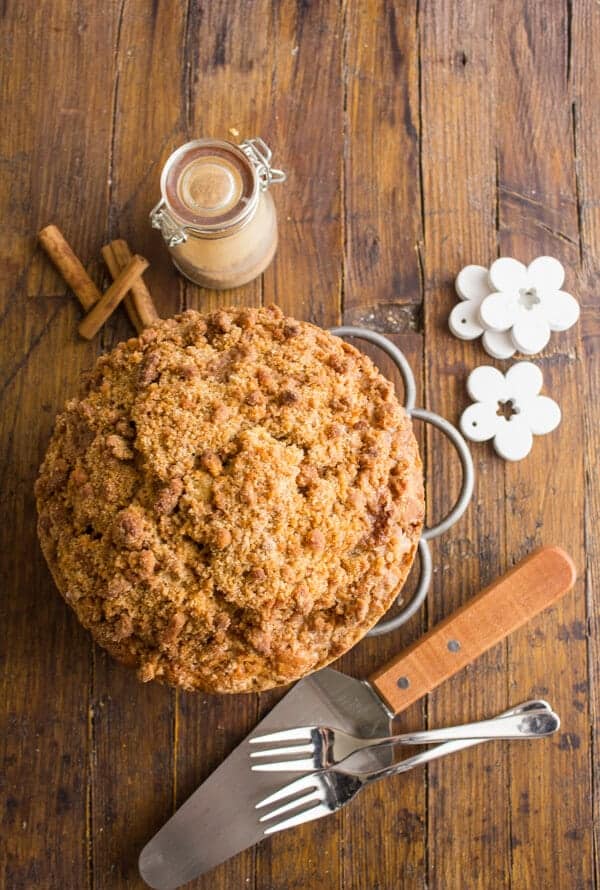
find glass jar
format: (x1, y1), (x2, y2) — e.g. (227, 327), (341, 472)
(150, 137), (285, 289)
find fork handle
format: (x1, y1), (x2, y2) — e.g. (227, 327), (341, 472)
(357, 709), (557, 752)
(359, 700), (556, 784)
(360, 735), (498, 787)
(370, 547), (576, 715)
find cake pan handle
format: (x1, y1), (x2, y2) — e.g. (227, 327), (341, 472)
(329, 326), (474, 636)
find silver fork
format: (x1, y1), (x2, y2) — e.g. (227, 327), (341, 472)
(254, 701), (560, 835)
(249, 699), (555, 772)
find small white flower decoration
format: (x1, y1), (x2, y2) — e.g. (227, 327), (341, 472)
(460, 362), (561, 461)
(449, 256), (580, 358)
(449, 264), (516, 359)
(479, 256), (580, 355)
(450, 264), (489, 340)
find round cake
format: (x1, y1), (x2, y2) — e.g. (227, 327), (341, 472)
(36, 306), (424, 693)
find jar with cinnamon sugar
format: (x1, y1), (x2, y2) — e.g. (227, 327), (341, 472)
(150, 137), (286, 289)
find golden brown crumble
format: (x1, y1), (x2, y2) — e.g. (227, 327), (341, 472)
(36, 307), (424, 693)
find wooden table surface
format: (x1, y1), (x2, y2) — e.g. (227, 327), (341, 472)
(2, 2), (598, 889)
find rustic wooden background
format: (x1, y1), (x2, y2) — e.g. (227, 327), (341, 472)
(1, 1), (598, 888)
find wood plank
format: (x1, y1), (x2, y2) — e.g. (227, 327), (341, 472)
(570, 2), (600, 885)
(0, 3), (120, 889)
(419, 2), (512, 888)
(339, 4), (426, 887)
(582, 340), (600, 890)
(343, 1), (422, 327)
(493, 4), (594, 889)
(90, 4), (189, 889)
(262, 1), (344, 329)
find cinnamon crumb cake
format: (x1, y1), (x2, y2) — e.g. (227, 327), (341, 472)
(36, 306), (424, 693)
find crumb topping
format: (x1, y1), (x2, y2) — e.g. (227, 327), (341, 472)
(35, 306), (424, 693)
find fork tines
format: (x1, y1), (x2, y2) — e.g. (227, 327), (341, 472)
(249, 727), (317, 772)
(250, 727), (315, 743)
(255, 774), (330, 835)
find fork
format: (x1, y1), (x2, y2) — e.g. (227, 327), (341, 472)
(249, 699), (555, 772)
(254, 701), (560, 835)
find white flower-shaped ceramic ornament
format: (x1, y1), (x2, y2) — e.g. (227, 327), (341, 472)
(449, 256), (580, 358)
(460, 363), (561, 461)
(479, 256), (580, 355)
(450, 265), (516, 359)
(450, 265), (489, 339)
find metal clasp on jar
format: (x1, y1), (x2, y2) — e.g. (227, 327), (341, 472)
(239, 138), (286, 191)
(149, 200), (188, 247)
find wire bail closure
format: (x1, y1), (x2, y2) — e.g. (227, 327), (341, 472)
(150, 200), (187, 247)
(239, 137), (287, 191)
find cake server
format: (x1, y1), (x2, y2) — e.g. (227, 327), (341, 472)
(139, 546), (575, 890)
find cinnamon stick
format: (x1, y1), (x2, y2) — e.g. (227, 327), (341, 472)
(100, 243), (144, 333)
(78, 255), (149, 340)
(102, 239), (160, 330)
(38, 225), (102, 310)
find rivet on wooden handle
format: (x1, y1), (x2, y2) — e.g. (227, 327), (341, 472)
(370, 546), (576, 716)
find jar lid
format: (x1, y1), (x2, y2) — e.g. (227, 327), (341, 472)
(160, 139), (258, 235)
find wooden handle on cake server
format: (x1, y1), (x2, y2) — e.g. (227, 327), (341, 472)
(370, 546), (576, 716)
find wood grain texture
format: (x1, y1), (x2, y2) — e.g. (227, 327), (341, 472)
(1, 2), (598, 890)
(263, 1), (344, 329)
(418, 3), (515, 888)
(343, 0), (422, 326)
(493, 5), (594, 889)
(572, 3), (600, 884)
